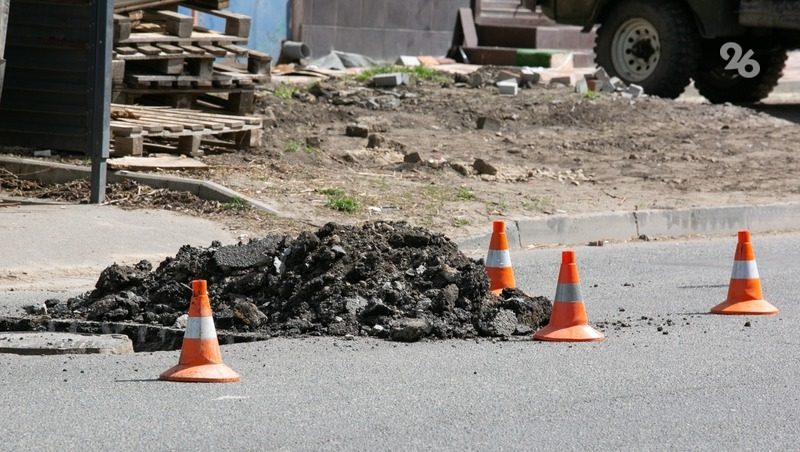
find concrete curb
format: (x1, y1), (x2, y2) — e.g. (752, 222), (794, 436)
(0, 156), (280, 215)
(457, 202), (800, 250)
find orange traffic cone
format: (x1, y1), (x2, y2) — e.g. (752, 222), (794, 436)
(711, 230), (778, 315)
(533, 249), (604, 342)
(486, 220), (516, 295)
(160, 280), (241, 383)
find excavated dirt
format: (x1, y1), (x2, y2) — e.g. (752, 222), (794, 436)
(4, 64), (800, 241)
(50, 222), (550, 341)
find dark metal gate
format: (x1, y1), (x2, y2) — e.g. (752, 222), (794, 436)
(0, 0), (112, 201)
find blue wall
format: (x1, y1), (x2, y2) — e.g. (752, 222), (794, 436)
(182, 0), (289, 60)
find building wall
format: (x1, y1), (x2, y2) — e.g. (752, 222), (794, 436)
(300, 0), (470, 60)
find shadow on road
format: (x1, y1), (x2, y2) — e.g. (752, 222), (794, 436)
(114, 378), (160, 383)
(749, 103), (800, 124)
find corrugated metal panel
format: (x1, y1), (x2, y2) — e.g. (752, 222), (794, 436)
(0, 0), (105, 152)
(182, 0), (287, 59)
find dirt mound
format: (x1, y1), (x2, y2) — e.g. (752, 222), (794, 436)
(52, 222), (550, 341)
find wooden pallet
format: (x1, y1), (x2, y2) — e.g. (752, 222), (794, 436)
(110, 104), (262, 156)
(114, 86), (256, 114)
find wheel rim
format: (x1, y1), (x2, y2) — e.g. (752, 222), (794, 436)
(611, 18), (661, 82)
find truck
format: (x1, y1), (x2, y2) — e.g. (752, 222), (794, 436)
(526, 0), (800, 102)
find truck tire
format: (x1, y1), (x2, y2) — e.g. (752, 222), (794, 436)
(595, 0), (699, 98)
(694, 43), (787, 104)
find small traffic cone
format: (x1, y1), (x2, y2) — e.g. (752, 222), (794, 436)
(160, 280), (241, 383)
(486, 220), (516, 295)
(534, 250), (604, 342)
(711, 230), (778, 315)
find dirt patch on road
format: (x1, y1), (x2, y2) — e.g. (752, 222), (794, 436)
(48, 222), (550, 341)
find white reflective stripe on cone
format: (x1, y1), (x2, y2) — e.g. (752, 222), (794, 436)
(731, 260), (759, 279)
(184, 316), (218, 340)
(554, 283), (582, 303)
(486, 249), (512, 268)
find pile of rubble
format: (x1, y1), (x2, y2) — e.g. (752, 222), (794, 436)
(47, 222), (551, 342)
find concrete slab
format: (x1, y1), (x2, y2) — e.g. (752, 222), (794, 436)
(0, 332), (133, 355)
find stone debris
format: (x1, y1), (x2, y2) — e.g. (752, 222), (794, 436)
(53, 222), (551, 342)
(345, 123), (370, 138)
(496, 79), (519, 96)
(476, 116), (501, 131)
(372, 73), (410, 88)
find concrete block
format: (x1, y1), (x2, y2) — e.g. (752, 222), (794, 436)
(610, 76), (626, 91)
(396, 56), (420, 66)
(373, 72), (409, 87)
(623, 84), (644, 98)
(496, 79), (519, 96)
(575, 77), (589, 94)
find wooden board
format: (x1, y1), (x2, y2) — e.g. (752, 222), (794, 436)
(116, 31), (248, 46)
(108, 155), (208, 171)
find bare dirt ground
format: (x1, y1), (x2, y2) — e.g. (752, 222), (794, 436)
(4, 67), (800, 241)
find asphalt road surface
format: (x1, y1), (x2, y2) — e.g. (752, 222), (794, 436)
(1, 232), (799, 451)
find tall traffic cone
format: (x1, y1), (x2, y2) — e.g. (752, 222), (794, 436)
(160, 280), (241, 383)
(711, 230), (778, 315)
(486, 220), (516, 295)
(533, 250), (604, 342)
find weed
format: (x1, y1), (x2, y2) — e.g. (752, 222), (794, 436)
(223, 197), (250, 211)
(285, 141), (302, 153)
(452, 218), (470, 227)
(456, 187), (476, 201)
(582, 90), (601, 100)
(354, 65), (449, 83)
(320, 188), (360, 213)
(274, 83), (297, 99)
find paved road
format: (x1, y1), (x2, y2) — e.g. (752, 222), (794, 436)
(1, 233), (799, 451)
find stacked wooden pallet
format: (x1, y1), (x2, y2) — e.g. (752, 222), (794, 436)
(113, 0), (271, 114)
(110, 103), (263, 156)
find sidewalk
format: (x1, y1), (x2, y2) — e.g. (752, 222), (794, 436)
(0, 203), (234, 312)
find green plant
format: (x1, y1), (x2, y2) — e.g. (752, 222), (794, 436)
(354, 65), (449, 83)
(452, 218), (470, 228)
(582, 90), (602, 99)
(274, 83), (297, 99)
(320, 188), (360, 213)
(223, 197), (250, 211)
(456, 187), (476, 201)
(285, 140), (317, 154)
(285, 141), (302, 153)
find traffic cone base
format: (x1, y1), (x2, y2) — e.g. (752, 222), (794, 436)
(160, 363), (240, 383)
(710, 299), (779, 316)
(533, 324), (604, 342)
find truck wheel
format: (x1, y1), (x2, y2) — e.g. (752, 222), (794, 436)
(595, 0), (699, 98)
(694, 43), (787, 104)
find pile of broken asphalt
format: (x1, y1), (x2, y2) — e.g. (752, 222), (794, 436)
(45, 222), (551, 342)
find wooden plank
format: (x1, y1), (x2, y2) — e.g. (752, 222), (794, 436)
(216, 43), (249, 55)
(154, 43), (185, 54)
(196, 43), (228, 57)
(116, 31), (247, 46)
(115, 46), (139, 56)
(144, 10), (193, 38)
(136, 44), (164, 56)
(178, 44), (207, 54)
(458, 8), (479, 48)
(108, 156), (208, 171)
